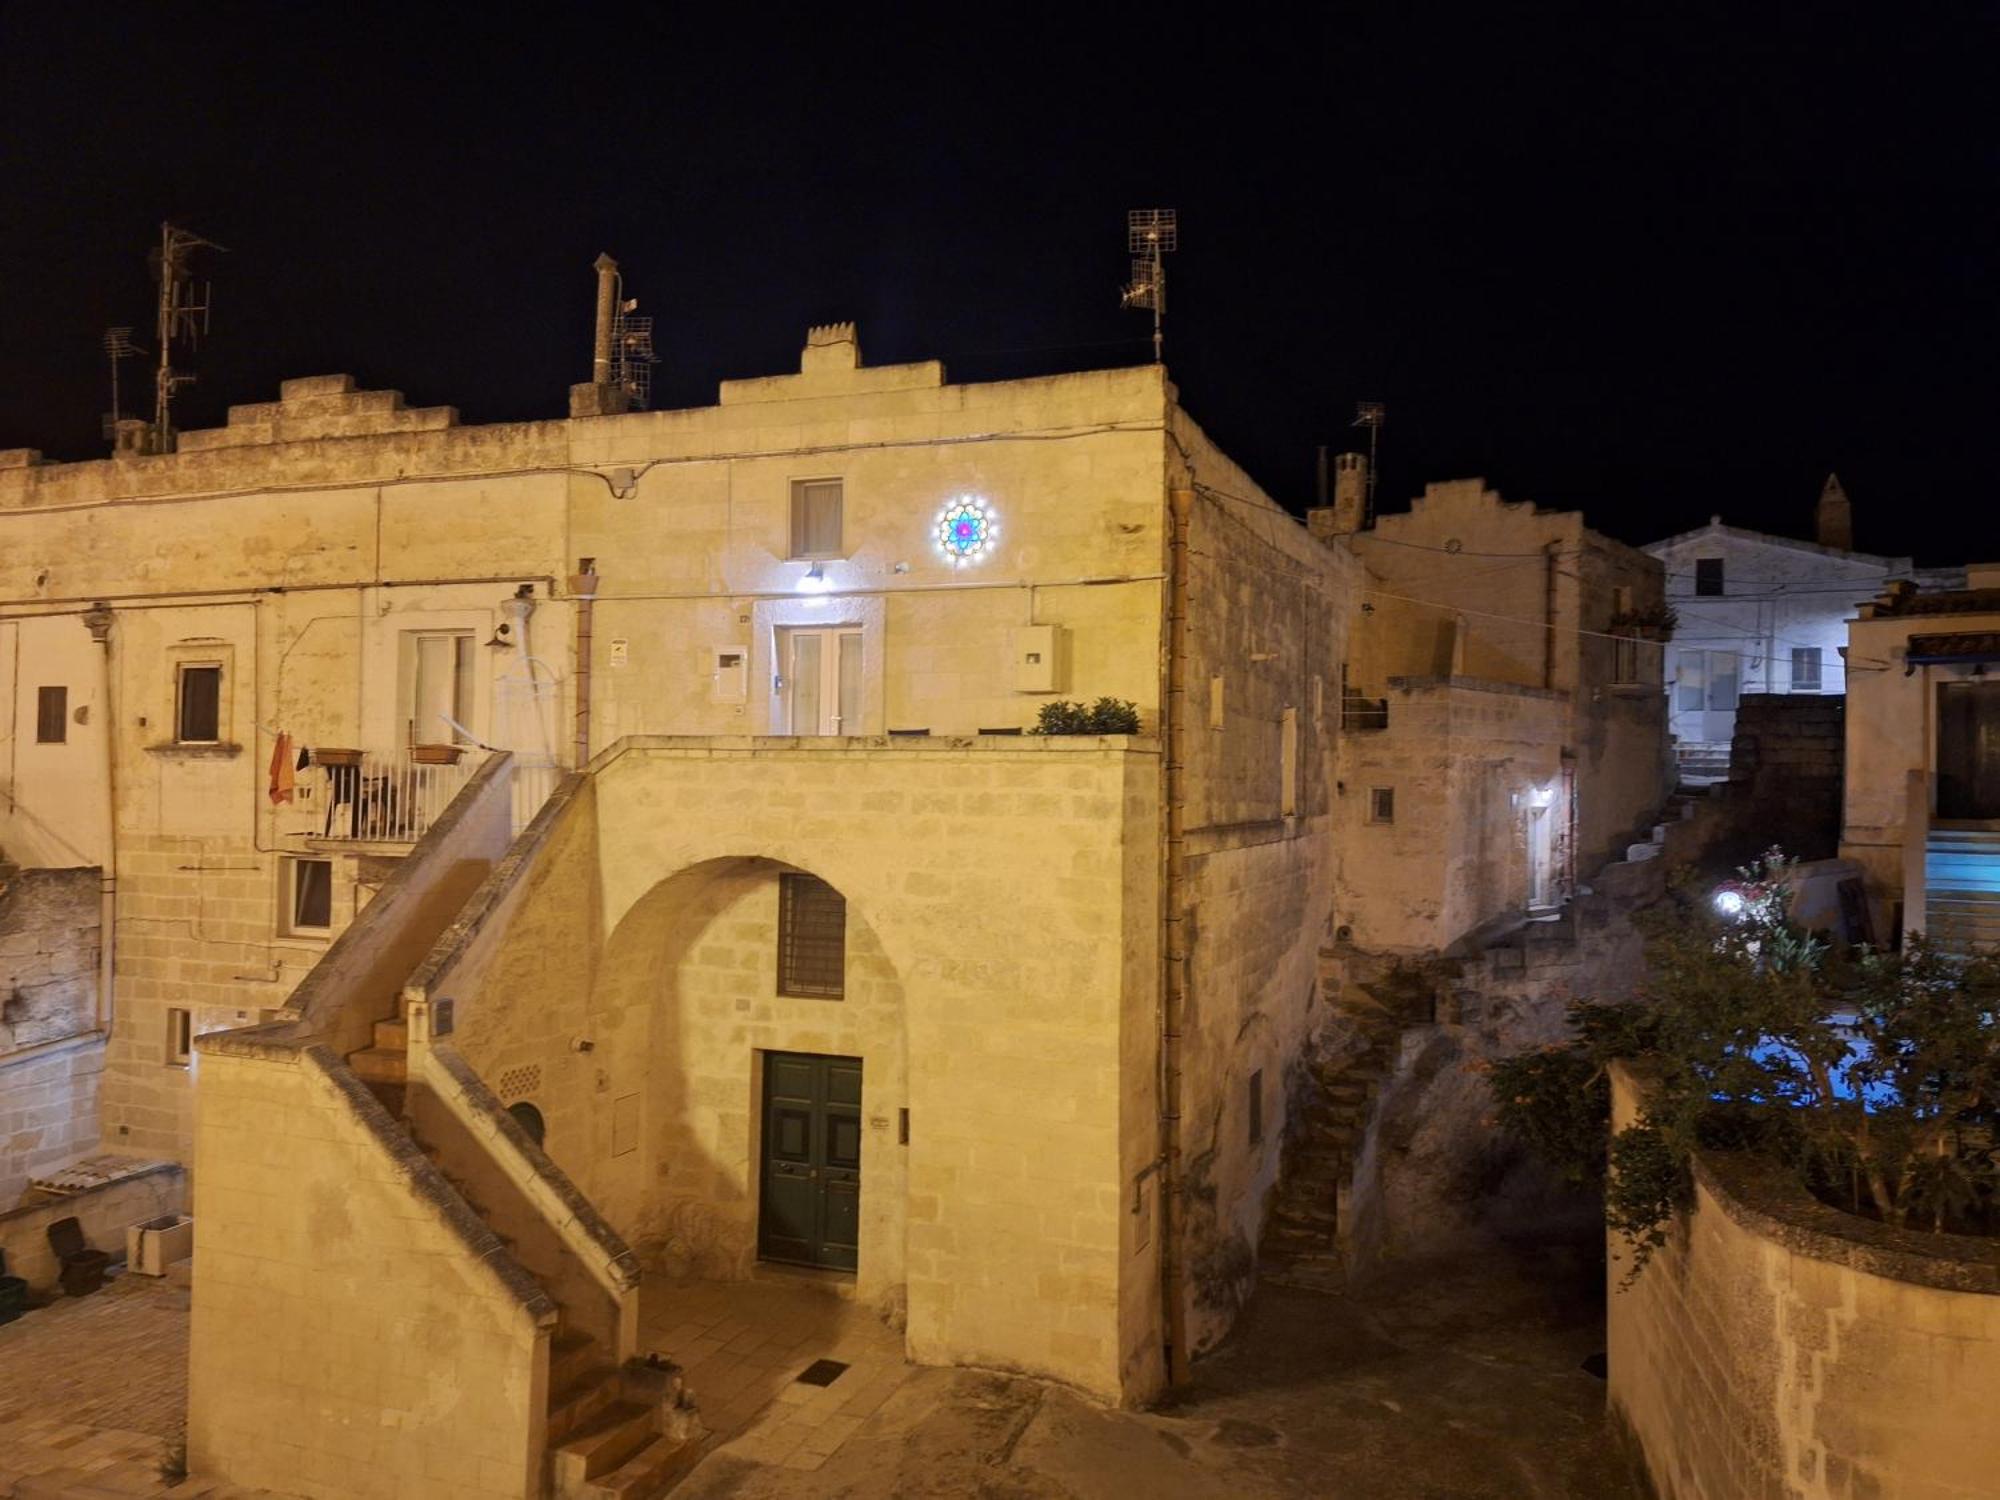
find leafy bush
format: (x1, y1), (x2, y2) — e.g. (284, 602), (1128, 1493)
(1490, 849), (2000, 1275)
(1033, 698), (1141, 735)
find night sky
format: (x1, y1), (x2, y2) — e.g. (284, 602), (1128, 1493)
(3, 7), (1993, 560)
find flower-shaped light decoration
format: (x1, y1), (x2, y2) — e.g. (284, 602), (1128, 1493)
(935, 496), (998, 567)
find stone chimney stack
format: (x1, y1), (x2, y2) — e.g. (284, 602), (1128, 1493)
(1308, 451), (1371, 544)
(569, 252), (632, 418)
(1816, 471), (1853, 551)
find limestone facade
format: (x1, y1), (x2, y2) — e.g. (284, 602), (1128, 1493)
(1324, 477), (1669, 953)
(1841, 567), (2000, 948)
(1, 325), (1355, 1455)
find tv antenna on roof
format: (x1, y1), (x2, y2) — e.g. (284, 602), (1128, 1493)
(148, 221), (225, 452)
(101, 326), (146, 445)
(1352, 400), (1385, 523)
(1120, 209), (1177, 364)
(609, 282), (658, 411)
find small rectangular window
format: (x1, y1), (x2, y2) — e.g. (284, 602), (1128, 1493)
(1280, 706), (1298, 816)
(778, 873), (846, 998)
(176, 664), (222, 743)
(1369, 787), (1395, 824)
(789, 479), (844, 559)
(1694, 558), (1724, 596)
(1791, 647), (1823, 692)
(1248, 1069), (1264, 1147)
(35, 686), (67, 743)
(286, 857), (334, 933)
(167, 1007), (192, 1067)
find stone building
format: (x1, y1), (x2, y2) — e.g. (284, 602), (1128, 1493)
(1, 316), (1357, 1493)
(1644, 477), (1961, 781)
(1841, 564), (2000, 951)
(1316, 471), (1670, 953)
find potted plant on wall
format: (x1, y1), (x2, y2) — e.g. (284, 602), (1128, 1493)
(410, 742), (465, 765)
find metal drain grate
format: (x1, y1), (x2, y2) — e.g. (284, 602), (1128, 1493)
(795, 1358), (850, 1387)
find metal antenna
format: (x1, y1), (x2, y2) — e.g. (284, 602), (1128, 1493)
(608, 272), (658, 411)
(150, 221), (226, 452)
(101, 326), (146, 445)
(1121, 209), (1177, 363)
(1352, 401), (1385, 523)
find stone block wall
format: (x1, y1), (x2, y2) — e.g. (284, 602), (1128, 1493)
(1608, 1064), (2000, 1500)
(190, 1045), (551, 1499)
(0, 867), (102, 1200)
(1729, 692), (1845, 859)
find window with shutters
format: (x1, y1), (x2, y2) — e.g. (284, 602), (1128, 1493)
(778, 873), (846, 998)
(789, 479), (844, 560)
(35, 685), (67, 743)
(176, 664), (223, 743)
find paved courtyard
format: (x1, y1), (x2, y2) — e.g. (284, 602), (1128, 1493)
(0, 1235), (1644, 1499)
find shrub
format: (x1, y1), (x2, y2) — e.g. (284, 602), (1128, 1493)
(1490, 849), (2000, 1274)
(1033, 698), (1141, 735)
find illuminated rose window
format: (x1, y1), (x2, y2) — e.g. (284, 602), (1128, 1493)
(934, 497), (998, 567)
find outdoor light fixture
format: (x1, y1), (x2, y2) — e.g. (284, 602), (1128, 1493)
(935, 495), (997, 567)
(1713, 888), (1747, 919)
(796, 562), (831, 595)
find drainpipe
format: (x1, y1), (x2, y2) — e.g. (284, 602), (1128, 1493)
(82, 603), (116, 1043)
(569, 559), (599, 768)
(1542, 542), (1559, 691)
(1160, 484), (1194, 1386)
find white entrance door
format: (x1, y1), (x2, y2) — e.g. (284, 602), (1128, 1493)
(1674, 648), (1740, 745)
(782, 628), (862, 735)
(1527, 805), (1555, 909)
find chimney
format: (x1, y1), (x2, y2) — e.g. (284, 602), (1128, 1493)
(1816, 471), (1853, 551)
(1307, 452), (1370, 544)
(568, 253), (632, 418)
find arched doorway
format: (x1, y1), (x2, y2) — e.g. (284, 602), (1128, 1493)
(589, 856), (908, 1303)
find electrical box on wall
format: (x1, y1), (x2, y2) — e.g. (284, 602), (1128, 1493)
(710, 646), (749, 703)
(1012, 624), (1068, 693)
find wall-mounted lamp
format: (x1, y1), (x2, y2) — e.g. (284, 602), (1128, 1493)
(796, 562), (831, 595)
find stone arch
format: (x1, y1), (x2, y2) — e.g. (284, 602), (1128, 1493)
(586, 853), (909, 1311)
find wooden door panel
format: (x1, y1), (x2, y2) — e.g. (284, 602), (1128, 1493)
(758, 1051), (864, 1271)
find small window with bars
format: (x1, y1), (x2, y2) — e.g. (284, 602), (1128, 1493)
(778, 873), (846, 998)
(789, 479), (844, 560)
(1368, 787), (1395, 824)
(36, 686), (67, 743)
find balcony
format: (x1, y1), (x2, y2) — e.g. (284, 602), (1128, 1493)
(306, 749), (482, 846)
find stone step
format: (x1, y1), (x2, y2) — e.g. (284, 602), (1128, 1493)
(549, 1363), (623, 1446)
(373, 1015), (408, 1050)
(551, 1328), (600, 1391)
(346, 1045), (408, 1083)
(554, 1402), (659, 1489)
(582, 1431), (704, 1500)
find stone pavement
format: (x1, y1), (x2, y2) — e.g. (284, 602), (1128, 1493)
(0, 1272), (290, 1499)
(641, 1273), (914, 1475)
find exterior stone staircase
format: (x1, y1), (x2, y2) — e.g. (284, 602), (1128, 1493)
(1675, 740), (1732, 786)
(345, 1007), (409, 1115)
(408, 1119), (699, 1498)
(1257, 968), (1435, 1292)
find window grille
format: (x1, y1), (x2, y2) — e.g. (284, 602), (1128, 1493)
(35, 686), (66, 743)
(778, 873), (846, 998)
(790, 479), (844, 559)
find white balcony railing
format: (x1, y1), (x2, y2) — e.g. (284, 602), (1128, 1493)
(312, 749), (480, 844)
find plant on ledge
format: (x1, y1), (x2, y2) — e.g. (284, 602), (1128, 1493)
(1032, 698), (1142, 735)
(1490, 850), (2000, 1275)
(1606, 602), (1679, 639)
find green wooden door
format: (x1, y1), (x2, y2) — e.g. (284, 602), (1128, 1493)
(758, 1052), (862, 1271)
